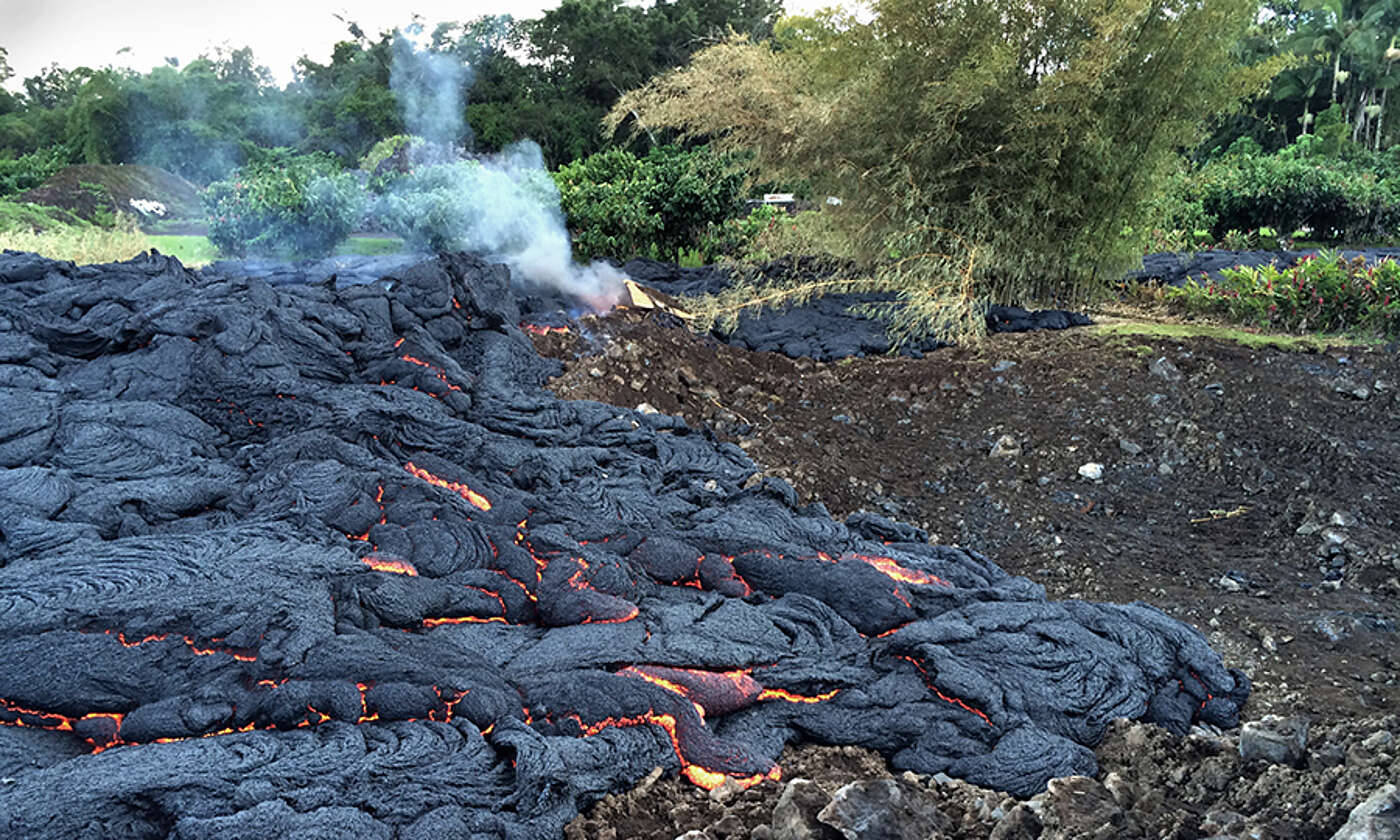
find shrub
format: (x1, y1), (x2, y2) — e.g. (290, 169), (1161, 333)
(0, 198), (88, 232)
(1167, 254), (1400, 337)
(203, 151), (365, 258)
(1155, 130), (1400, 245)
(553, 145), (745, 261)
(0, 147), (70, 198)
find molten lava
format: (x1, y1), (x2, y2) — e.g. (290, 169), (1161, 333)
(403, 462), (492, 511)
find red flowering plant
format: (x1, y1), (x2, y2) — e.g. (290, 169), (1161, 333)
(1167, 252), (1400, 337)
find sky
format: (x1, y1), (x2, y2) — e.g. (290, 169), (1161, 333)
(1, 0), (826, 91)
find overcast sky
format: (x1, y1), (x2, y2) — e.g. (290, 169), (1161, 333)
(1, 0), (823, 91)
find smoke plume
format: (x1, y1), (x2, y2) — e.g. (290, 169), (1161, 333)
(383, 28), (625, 308)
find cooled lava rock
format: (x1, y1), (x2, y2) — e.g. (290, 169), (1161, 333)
(0, 249), (1245, 839)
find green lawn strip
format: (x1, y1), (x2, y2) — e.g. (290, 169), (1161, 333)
(144, 235), (404, 266)
(146, 234), (219, 266)
(1088, 318), (1383, 351)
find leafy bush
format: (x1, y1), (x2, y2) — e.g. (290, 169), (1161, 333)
(1157, 131), (1400, 245)
(0, 147), (71, 198)
(203, 151), (365, 258)
(1167, 254), (1400, 337)
(553, 145), (745, 261)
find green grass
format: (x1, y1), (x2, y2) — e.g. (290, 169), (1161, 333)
(145, 234), (404, 266)
(338, 236), (403, 257)
(146, 234), (219, 266)
(1090, 318), (1381, 351)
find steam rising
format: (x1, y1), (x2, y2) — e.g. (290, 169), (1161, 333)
(385, 28), (625, 309)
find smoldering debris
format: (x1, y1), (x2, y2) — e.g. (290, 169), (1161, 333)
(0, 250), (1244, 839)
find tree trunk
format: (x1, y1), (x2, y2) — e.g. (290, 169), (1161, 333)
(1377, 87), (1388, 151)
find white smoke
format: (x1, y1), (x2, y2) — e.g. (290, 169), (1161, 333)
(384, 28), (625, 310)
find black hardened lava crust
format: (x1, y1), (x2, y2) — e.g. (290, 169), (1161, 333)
(1, 251), (1244, 838)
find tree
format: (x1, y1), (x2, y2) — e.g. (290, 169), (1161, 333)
(610, 1), (1282, 341)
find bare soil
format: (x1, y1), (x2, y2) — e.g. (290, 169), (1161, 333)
(535, 312), (1400, 840)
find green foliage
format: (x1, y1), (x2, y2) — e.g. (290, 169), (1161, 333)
(612, 1), (1280, 341)
(1168, 253), (1400, 336)
(64, 71), (129, 164)
(0, 198), (88, 232)
(553, 145), (745, 260)
(1162, 139), (1400, 242)
(0, 147), (70, 197)
(203, 151), (365, 258)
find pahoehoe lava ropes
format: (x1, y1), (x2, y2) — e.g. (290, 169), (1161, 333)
(0, 250), (1246, 839)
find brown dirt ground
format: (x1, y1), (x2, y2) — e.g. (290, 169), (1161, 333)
(533, 311), (1400, 840)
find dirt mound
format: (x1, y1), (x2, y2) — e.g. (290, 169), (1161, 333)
(17, 163), (203, 225)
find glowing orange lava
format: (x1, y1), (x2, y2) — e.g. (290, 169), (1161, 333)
(521, 323), (570, 336)
(403, 462), (491, 511)
(360, 557), (418, 575)
(896, 655), (992, 727)
(854, 554), (952, 588)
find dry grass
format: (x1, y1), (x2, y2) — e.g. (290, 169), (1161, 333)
(0, 217), (153, 264)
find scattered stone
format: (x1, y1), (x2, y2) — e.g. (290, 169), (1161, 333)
(817, 779), (951, 840)
(1329, 784), (1400, 840)
(1119, 439), (1143, 456)
(588, 367), (604, 378)
(1078, 462), (1104, 481)
(832, 414), (853, 425)
(1335, 379), (1372, 400)
(1332, 511), (1360, 528)
(1216, 575), (1244, 593)
(991, 434), (1022, 458)
(1238, 715), (1309, 767)
(675, 831), (708, 840)
(991, 360), (1017, 372)
(708, 775), (746, 805)
(1204, 382), (1225, 397)
(1040, 776), (1127, 839)
(1149, 356), (1183, 382)
(1158, 463), (1174, 476)
(771, 779), (830, 840)
(635, 402), (659, 415)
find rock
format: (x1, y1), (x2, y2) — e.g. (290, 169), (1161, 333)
(1119, 439), (1143, 456)
(991, 434), (1022, 458)
(708, 776), (747, 804)
(771, 778), (832, 840)
(817, 779), (950, 840)
(991, 360), (1017, 372)
(1040, 776), (1127, 839)
(1216, 575), (1244, 593)
(1078, 462), (1104, 481)
(1332, 511), (1360, 528)
(677, 365), (700, 388)
(1335, 379), (1372, 400)
(635, 402), (659, 415)
(1238, 715), (1309, 767)
(1158, 463), (1173, 476)
(1329, 784), (1399, 840)
(675, 832), (708, 840)
(588, 367), (604, 378)
(989, 804), (1043, 840)
(1149, 356), (1183, 382)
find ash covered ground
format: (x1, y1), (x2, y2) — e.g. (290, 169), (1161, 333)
(0, 249), (1387, 839)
